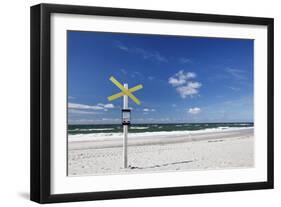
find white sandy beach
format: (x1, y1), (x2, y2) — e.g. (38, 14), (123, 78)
(68, 128), (254, 176)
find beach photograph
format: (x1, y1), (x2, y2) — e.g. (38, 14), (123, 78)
(67, 31), (254, 176)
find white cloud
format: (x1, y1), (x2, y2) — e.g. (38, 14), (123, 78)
(101, 118), (120, 122)
(104, 104), (114, 109)
(225, 68), (247, 80)
(143, 108), (156, 112)
(97, 103), (115, 109)
(179, 58), (191, 64)
(131, 71), (144, 79)
(68, 103), (103, 110)
(168, 70), (196, 87)
(176, 82), (202, 98)
(115, 41), (129, 51)
(115, 41), (167, 62)
(68, 119), (95, 124)
(68, 109), (98, 115)
(134, 48), (167, 62)
(228, 86), (240, 91)
(69, 118), (120, 124)
(188, 107), (201, 114)
(68, 102), (115, 111)
(168, 70), (201, 99)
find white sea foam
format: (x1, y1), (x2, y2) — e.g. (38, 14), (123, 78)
(89, 128), (114, 131)
(69, 128), (114, 132)
(68, 127), (253, 142)
(235, 123), (251, 126)
(130, 126), (149, 130)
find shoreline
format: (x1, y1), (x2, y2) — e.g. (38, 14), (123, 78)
(68, 127), (253, 150)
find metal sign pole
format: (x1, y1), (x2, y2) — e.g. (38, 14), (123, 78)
(107, 76), (143, 169)
(123, 83), (128, 168)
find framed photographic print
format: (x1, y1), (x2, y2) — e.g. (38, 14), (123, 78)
(30, 3), (274, 203)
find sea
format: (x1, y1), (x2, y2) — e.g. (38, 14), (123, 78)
(68, 122), (253, 136)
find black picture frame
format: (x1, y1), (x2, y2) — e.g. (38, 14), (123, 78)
(30, 3), (274, 204)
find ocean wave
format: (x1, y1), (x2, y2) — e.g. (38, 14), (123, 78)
(89, 128), (115, 131)
(68, 128), (80, 132)
(68, 128), (114, 132)
(130, 126), (149, 130)
(217, 127), (230, 130)
(233, 123), (251, 126)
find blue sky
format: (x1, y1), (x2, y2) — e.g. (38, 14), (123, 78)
(67, 31), (253, 124)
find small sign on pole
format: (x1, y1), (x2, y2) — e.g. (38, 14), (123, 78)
(107, 76), (143, 168)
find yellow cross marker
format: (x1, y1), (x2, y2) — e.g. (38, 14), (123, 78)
(107, 75), (143, 168)
(108, 84), (143, 102)
(107, 76), (143, 105)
